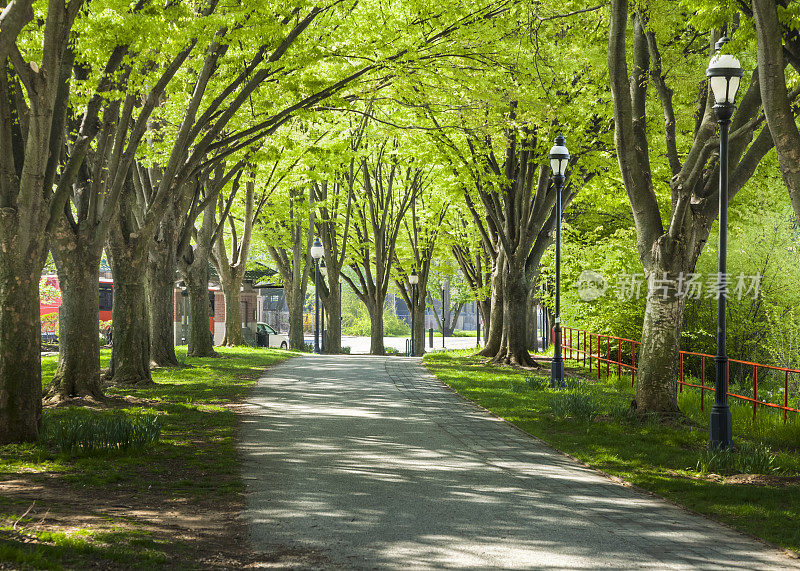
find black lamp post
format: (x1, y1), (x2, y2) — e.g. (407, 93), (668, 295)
(409, 271), (419, 356)
(310, 237), (324, 354)
(707, 37), (742, 449)
(320, 260), (327, 353)
(549, 134), (570, 388)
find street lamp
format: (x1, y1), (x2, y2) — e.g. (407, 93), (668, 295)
(310, 237), (324, 354)
(549, 134), (570, 388)
(320, 260), (327, 353)
(707, 37), (742, 449)
(409, 270), (419, 356)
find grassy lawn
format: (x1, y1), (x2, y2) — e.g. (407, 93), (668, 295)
(424, 349), (800, 554)
(0, 346), (294, 570)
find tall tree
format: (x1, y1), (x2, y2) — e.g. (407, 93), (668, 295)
(0, 0), (84, 441)
(395, 195), (447, 356)
(343, 141), (421, 354)
(608, 0), (774, 412)
(177, 164), (242, 356)
(265, 185), (314, 350)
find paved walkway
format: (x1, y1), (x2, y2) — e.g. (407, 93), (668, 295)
(240, 355), (799, 569)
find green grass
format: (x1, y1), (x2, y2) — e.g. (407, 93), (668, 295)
(1, 345), (293, 569)
(424, 349), (800, 554)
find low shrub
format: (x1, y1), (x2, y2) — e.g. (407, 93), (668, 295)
(341, 346), (351, 354)
(385, 347), (401, 356)
(549, 392), (600, 423)
(40, 410), (162, 456)
(525, 376), (549, 391)
(696, 441), (782, 475)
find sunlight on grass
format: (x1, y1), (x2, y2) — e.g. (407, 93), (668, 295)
(0, 345), (294, 569)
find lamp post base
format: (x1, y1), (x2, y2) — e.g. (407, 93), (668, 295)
(709, 404), (732, 449)
(550, 359), (564, 388)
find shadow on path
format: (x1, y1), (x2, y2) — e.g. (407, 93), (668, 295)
(240, 355), (798, 570)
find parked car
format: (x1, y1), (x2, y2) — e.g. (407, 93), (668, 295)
(256, 323), (289, 349)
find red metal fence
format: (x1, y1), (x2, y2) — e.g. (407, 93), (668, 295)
(559, 327), (800, 422)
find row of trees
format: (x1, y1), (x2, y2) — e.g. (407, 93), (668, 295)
(2, 0), (800, 444)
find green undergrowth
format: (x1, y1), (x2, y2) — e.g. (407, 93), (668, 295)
(0, 345), (293, 569)
(424, 349), (800, 554)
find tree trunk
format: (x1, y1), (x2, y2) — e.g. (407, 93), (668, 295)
(0, 270), (43, 443)
(221, 279), (246, 346)
(107, 257), (152, 385)
(322, 281), (342, 354)
(45, 255), (103, 401)
(478, 259), (503, 357)
(413, 304), (426, 356)
(368, 301), (385, 355)
(635, 277), (685, 414)
(478, 299), (490, 345)
(184, 261), (216, 357)
(147, 218), (179, 366)
(284, 278), (306, 350)
(527, 292), (539, 352)
(752, 0), (800, 225)
(492, 262), (534, 367)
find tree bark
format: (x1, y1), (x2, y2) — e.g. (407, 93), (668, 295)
(322, 279), (342, 354)
(106, 239), (152, 385)
(752, 0), (800, 224)
(45, 252), (103, 401)
(220, 277), (245, 346)
(527, 290), (539, 352)
(478, 256), (504, 357)
(147, 210), (179, 366)
(636, 285), (685, 413)
(185, 268), (216, 357)
(368, 300), (385, 355)
(0, 267), (43, 443)
(492, 260), (535, 366)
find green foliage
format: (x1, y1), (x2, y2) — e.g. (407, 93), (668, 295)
(342, 307), (410, 336)
(39, 410), (162, 456)
(697, 442), (782, 476)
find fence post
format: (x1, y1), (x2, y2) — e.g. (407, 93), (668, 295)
(606, 336), (610, 379)
(679, 353), (684, 394)
(700, 356), (705, 412)
(617, 339), (621, 380)
(753, 364), (758, 422)
(785, 370), (789, 424)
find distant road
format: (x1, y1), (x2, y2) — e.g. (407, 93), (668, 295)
(308, 335), (480, 354)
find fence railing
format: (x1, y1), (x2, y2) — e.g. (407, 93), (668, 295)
(558, 326), (800, 422)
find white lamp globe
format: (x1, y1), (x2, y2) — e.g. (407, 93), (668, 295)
(706, 38), (742, 105)
(549, 135), (570, 176)
(310, 237), (324, 260)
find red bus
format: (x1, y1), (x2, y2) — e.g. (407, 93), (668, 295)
(41, 276), (217, 342)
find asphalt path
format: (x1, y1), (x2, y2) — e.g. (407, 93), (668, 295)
(240, 354), (800, 569)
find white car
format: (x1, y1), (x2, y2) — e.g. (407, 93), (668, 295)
(256, 323), (289, 349)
